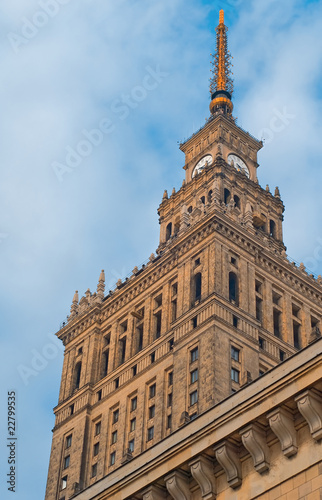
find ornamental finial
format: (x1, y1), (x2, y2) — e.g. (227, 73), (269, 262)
(209, 10), (234, 117)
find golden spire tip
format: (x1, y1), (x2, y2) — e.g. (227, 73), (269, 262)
(219, 9), (224, 25)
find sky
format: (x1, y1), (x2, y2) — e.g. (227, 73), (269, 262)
(1, 0), (322, 498)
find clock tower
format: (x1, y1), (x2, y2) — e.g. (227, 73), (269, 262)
(158, 10), (283, 252)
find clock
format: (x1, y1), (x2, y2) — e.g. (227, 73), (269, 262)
(227, 154), (249, 178)
(192, 154), (213, 178)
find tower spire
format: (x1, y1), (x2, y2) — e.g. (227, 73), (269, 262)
(210, 9), (234, 117)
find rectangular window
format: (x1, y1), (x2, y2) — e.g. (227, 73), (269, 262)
(255, 280), (262, 294)
(97, 390), (102, 401)
(120, 338), (126, 365)
(292, 304), (301, 318)
(169, 338), (174, 351)
(155, 311), (162, 339)
(233, 315), (238, 328)
(256, 297), (263, 322)
(93, 442), (99, 457)
(63, 455), (70, 469)
(150, 352), (155, 363)
(167, 393), (173, 407)
(192, 316), (198, 329)
(279, 350), (285, 362)
(95, 422), (101, 436)
(132, 365), (137, 377)
(149, 405), (155, 419)
(190, 368), (198, 384)
(61, 476), (68, 490)
(114, 378), (119, 389)
(113, 409), (119, 424)
(69, 404), (74, 416)
(137, 325), (143, 352)
(231, 368), (239, 383)
(147, 427), (154, 441)
(190, 347), (198, 363)
(66, 435), (72, 448)
(168, 371), (173, 386)
(155, 294), (162, 308)
(149, 383), (156, 399)
(111, 430), (117, 444)
(120, 320), (128, 333)
(110, 451), (116, 466)
(293, 322), (300, 349)
(167, 414), (172, 429)
(272, 291), (281, 306)
(231, 346), (240, 362)
(273, 309), (281, 337)
(104, 332), (110, 346)
(171, 299), (177, 322)
(128, 439), (135, 453)
(131, 396), (137, 411)
(190, 390), (198, 406)
(194, 272), (202, 302)
(259, 337), (265, 349)
(130, 418), (136, 432)
(172, 282), (178, 296)
(103, 350), (109, 377)
(91, 463), (97, 478)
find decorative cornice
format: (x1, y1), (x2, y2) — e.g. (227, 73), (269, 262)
(164, 470), (191, 500)
(189, 455), (216, 499)
(214, 441), (241, 488)
(267, 407), (298, 457)
(239, 423), (270, 473)
(295, 389), (322, 441)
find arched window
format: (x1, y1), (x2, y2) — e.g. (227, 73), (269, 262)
(200, 196), (205, 205)
(208, 190), (213, 204)
(269, 220), (276, 238)
(74, 362), (82, 390)
(193, 272), (202, 303)
(166, 222), (172, 241)
(229, 272), (239, 305)
(188, 206), (193, 213)
(234, 195), (241, 210)
(224, 188), (231, 205)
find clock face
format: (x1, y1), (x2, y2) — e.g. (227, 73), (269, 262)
(192, 154), (213, 178)
(227, 154), (249, 178)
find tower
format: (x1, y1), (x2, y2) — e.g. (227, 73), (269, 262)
(45, 11), (322, 500)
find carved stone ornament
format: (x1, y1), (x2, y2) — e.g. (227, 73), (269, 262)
(267, 407), (298, 457)
(295, 389), (322, 441)
(189, 455), (216, 499)
(239, 423), (270, 473)
(165, 470), (191, 500)
(214, 441), (241, 488)
(142, 485), (167, 500)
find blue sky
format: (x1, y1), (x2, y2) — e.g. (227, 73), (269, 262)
(1, 1), (322, 498)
